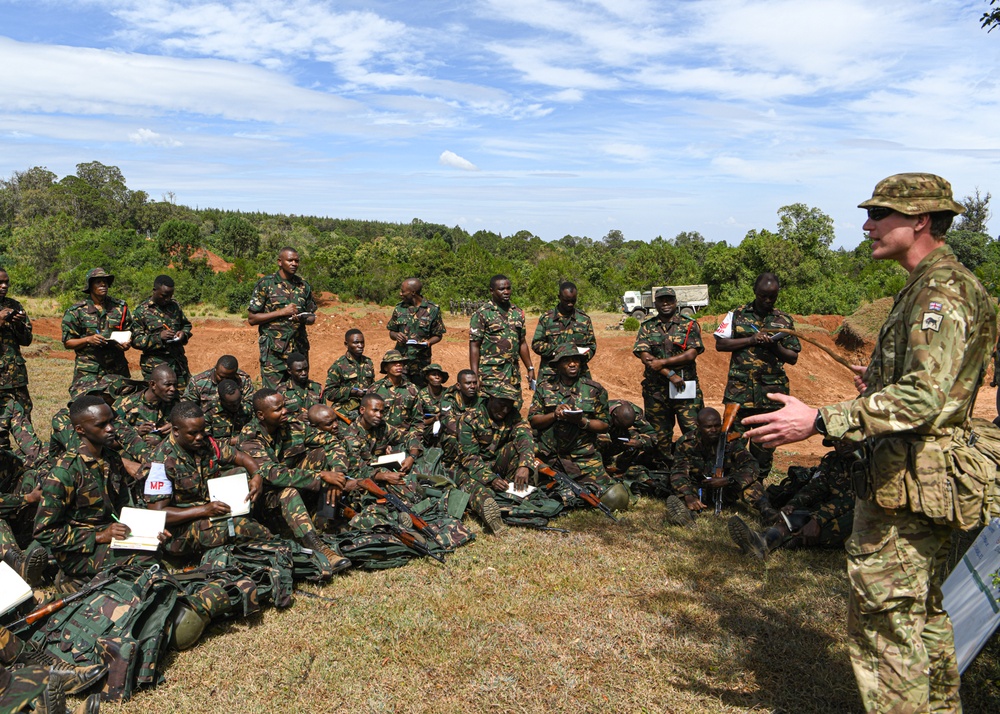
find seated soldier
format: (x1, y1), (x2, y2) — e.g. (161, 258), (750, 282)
(597, 400), (661, 496)
(367, 350), (420, 434)
(276, 352), (322, 419)
(183, 355), (253, 410)
(47, 390), (147, 477)
(341, 393), (421, 486)
(238, 389), (351, 572)
(529, 344), (615, 499)
(141, 401), (272, 557)
(323, 328), (375, 421)
(456, 382), (536, 534)
(416, 363), (449, 447)
(439, 369), (480, 467)
(665, 407), (775, 527)
(113, 364), (178, 449)
(728, 439), (859, 559)
(204, 378), (252, 446)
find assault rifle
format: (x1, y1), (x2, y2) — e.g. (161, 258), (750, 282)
(535, 459), (618, 522)
(357, 478), (441, 546)
(332, 408), (351, 426)
(711, 403), (741, 515)
(7, 571), (115, 630)
(380, 524), (446, 564)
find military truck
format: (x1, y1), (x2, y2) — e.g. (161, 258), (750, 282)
(621, 284), (710, 319)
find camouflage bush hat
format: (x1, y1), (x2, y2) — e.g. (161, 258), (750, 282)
(551, 343), (589, 364)
(421, 363), (450, 382)
(654, 287), (676, 299)
(82, 267), (115, 293)
(379, 349), (408, 373)
(484, 381), (520, 402)
(858, 173), (965, 215)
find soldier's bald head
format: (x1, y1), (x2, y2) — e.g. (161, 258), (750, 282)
(697, 408), (721, 427)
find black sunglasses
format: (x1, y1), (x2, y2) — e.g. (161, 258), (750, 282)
(866, 207), (895, 221)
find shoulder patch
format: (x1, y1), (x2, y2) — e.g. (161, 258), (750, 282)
(921, 313), (943, 332)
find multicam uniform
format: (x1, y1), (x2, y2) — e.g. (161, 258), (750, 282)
(387, 299), (446, 386)
(131, 296), (193, 390)
(668, 433), (760, 507)
(248, 272), (317, 389)
(632, 313), (705, 451)
(470, 301), (526, 395)
(140, 435), (272, 556)
(61, 296), (133, 398)
(456, 400), (535, 516)
(531, 307), (596, 381)
(183, 368), (254, 410)
(276, 378), (323, 418)
(323, 353), (375, 419)
(819, 243), (995, 712)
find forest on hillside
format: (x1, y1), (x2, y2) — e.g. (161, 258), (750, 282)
(0, 162), (994, 316)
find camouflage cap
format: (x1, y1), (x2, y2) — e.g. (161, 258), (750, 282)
(858, 173), (965, 216)
(421, 363), (450, 382)
(379, 349), (408, 373)
(82, 267), (115, 293)
(654, 287), (676, 299)
(551, 343), (589, 364)
(484, 381), (520, 402)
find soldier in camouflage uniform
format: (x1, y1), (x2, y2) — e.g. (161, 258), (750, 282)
(743, 174), (995, 712)
(632, 287), (705, 456)
(184, 355), (254, 410)
(469, 274), (534, 397)
(238, 389), (351, 570)
(131, 274), (193, 390)
(0, 269), (35, 429)
(0, 399), (42, 472)
(61, 268), (133, 399)
(204, 378), (253, 445)
(713, 272), (801, 478)
(275, 352), (322, 418)
(48, 390), (149, 470)
(323, 329), (375, 421)
(113, 364), (178, 450)
(387, 278), (446, 388)
(1, 487), (46, 586)
(247, 247), (317, 389)
(529, 345), (612, 492)
(416, 364), (449, 446)
(531, 281), (596, 381)
(598, 400), (663, 496)
(367, 350), (421, 433)
(439, 369), (480, 467)
(141, 401), (271, 557)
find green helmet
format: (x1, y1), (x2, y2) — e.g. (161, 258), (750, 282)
(169, 603), (209, 651)
(600, 483), (631, 512)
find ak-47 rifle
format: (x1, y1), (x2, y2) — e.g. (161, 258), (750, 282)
(7, 571), (115, 631)
(380, 524), (446, 564)
(711, 403), (741, 515)
(331, 408), (352, 426)
(357, 478), (442, 545)
(535, 459), (618, 522)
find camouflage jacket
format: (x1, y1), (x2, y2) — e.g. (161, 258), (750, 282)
(439, 388), (480, 465)
(669, 433), (759, 500)
(785, 450), (856, 528)
(529, 374), (609, 458)
(820, 245), (997, 510)
(276, 378), (323, 417)
(633, 313), (704, 392)
(238, 417), (344, 491)
(130, 297), (192, 374)
(34, 447), (132, 558)
(714, 303), (801, 407)
(417, 386), (447, 419)
(247, 272), (317, 354)
(387, 298), (446, 364)
(204, 400), (253, 443)
(0, 297), (32, 390)
(469, 301), (526, 368)
(183, 367), (254, 409)
(48, 407), (149, 463)
(140, 434), (242, 507)
(531, 307), (596, 376)
(114, 390), (174, 438)
(458, 400), (535, 485)
(597, 399), (658, 464)
(61, 296), (132, 381)
(323, 353), (375, 412)
(367, 377), (420, 430)
(341, 420), (420, 480)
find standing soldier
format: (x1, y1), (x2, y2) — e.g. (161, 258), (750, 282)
(61, 268), (132, 398)
(531, 281), (596, 381)
(0, 269), (41, 466)
(131, 274), (193, 391)
(632, 287), (705, 456)
(469, 274), (533, 397)
(247, 247), (317, 389)
(743, 173), (994, 712)
(387, 278), (446, 388)
(324, 329), (375, 421)
(713, 273), (800, 479)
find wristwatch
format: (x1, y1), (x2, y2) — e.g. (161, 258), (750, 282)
(814, 411), (828, 436)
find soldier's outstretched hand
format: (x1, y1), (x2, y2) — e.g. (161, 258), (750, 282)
(742, 393), (817, 447)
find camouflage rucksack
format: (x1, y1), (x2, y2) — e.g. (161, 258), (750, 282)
(496, 488), (564, 528)
(326, 527), (441, 570)
(199, 538), (300, 608)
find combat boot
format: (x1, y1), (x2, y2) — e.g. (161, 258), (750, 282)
(664, 495), (695, 528)
(33, 676), (67, 714)
(302, 531), (352, 574)
(1, 541), (48, 587)
(480, 497), (507, 535)
(728, 516), (784, 560)
(754, 495), (780, 527)
(73, 695), (101, 714)
(14, 644), (107, 695)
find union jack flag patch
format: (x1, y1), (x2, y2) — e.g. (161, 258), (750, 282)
(928, 302), (942, 312)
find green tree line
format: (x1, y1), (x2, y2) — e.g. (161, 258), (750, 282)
(0, 162), (994, 316)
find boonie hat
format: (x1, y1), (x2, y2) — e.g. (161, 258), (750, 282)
(858, 173), (965, 216)
(379, 349), (408, 373)
(421, 363), (450, 382)
(82, 267), (115, 294)
(551, 344), (589, 364)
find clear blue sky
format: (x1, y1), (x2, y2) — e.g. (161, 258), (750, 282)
(2, 0), (998, 248)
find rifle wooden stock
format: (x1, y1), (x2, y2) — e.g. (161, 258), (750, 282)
(332, 408), (352, 425)
(357, 478), (436, 541)
(535, 460), (618, 522)
(9, 572), (114, 630)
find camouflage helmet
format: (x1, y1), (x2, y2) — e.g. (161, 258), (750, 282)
(82, 267), (115, 294)
(550, 343), (589, 364)
(169, 603), (209, 651)
(421, 363), (450, 382)
(600, 482), (631, 512)
(484, 381), (520, 403)
(858, 173), (965, 216)
(379, 349), (408, 373)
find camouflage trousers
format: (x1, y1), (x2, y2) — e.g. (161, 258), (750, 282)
(68, 369), (134, 401)
(781, 509), (853, 549)
(0, 519), (16, 550)
(643, 391), (702, 455)
(259, 486), (316, 541)
(53, 545), (159, 586)
(734, 407), (777, 478)
(456, 442), (527, 517)
(0, 392), (41, 471)
(846, 499), (959, 713)
(259, 337), (309, 390)
(0, 664), (47, 714)
(140, 353), (191, 392)
(162, 514), (273, 557)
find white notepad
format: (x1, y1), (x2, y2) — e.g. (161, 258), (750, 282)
(207, 472), (251, 519)
(505, 483), (536, 499)
(109, 331), (132, 345)
(111, 507), (166, 551)
(0, 561), (33, 615)
(371, 452), (406, 468)
(669, 380), (697, 399)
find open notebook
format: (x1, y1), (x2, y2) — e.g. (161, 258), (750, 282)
(207, 472), (251, 519)
(0, 561), (33, 616)
(111, 507), (167, 551)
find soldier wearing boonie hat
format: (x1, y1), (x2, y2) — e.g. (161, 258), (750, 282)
(654, 287), (676, 299)
(739, 172), (996, 712)
(368, 349), (420, 429)
(417, 363), (451, 446)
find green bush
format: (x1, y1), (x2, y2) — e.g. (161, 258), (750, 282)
(623, 317), (640, 331)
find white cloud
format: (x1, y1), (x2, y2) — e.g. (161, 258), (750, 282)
(128, 128), (182, 147)
(602, 143), (651, 163)
(439, 150), (479, 171)
(548, 89), (584, 103)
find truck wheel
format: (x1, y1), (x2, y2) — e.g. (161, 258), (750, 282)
(630, 309), (646, 319)
(679, 307), (696, 318)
